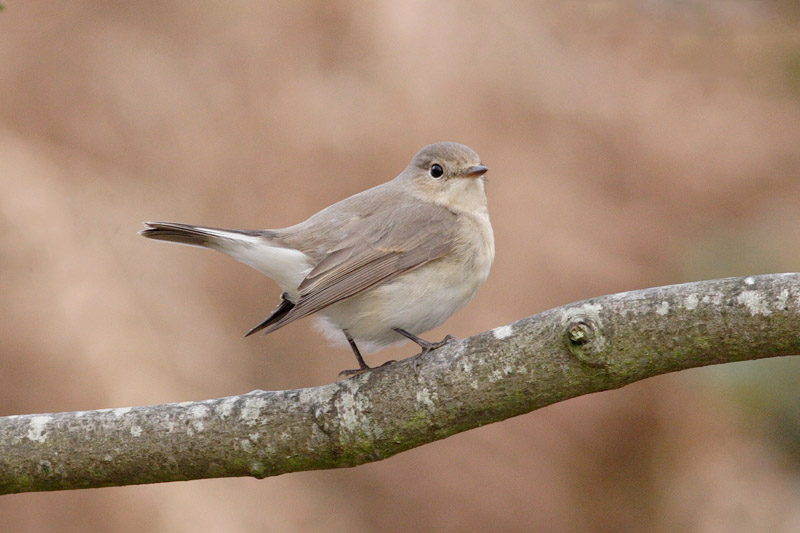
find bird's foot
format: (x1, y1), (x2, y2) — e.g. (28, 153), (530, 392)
(392, 329), (458, 374)
(394, 328), (458, 355)
(337, 359), (396, 380)
(417, 334), (458, 355)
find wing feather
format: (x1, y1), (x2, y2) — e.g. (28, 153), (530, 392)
(248, 203), (458, 335)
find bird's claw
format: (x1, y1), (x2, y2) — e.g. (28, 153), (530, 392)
(412, 334), (458, 374)
(337, 359), (396, 380)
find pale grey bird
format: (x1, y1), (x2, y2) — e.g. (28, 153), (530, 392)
(140, 142), (494, 376)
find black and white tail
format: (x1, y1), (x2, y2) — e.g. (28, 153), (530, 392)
(140, 222), (313, 298)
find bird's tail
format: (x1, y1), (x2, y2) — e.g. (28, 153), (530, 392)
(139, 222), (313, 297)
(139, 222), (265, 248)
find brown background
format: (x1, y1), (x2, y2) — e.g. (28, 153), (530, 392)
(2, 1), (800, 531)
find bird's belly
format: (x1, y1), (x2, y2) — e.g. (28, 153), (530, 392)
(314, 253), (491, 353)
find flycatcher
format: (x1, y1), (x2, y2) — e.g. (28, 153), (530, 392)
(141, 142), (494, 376)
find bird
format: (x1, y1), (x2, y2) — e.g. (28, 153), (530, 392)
(140, 142), (494, 377)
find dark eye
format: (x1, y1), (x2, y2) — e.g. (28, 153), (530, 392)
(430, 164), (444, 178)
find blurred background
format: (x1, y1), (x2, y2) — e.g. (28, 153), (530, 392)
(2, 1), (800, 531)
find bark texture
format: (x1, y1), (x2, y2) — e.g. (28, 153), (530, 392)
(2, 273), (799, 495)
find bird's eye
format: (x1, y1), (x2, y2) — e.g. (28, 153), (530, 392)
(430, 164), (444, 178)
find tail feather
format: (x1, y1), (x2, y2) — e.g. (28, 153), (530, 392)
(140, 221), (314, 297)
(139, 222), (267, 247)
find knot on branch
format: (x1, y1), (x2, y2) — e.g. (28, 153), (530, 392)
(563, 309), (609, 368)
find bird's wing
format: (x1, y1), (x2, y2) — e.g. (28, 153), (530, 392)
(245, 202), (458, 336)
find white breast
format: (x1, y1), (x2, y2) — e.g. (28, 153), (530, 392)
(316, 206), (494, 352)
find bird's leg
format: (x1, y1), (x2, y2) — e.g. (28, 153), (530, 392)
(393, 328), (458, 356)
(337, 331), (395, 379)
(393, 328), (458, 375)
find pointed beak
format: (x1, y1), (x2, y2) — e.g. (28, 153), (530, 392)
(464, 165), (489, 178)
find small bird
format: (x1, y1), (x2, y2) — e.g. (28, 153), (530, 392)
(140, 142), (494, 376)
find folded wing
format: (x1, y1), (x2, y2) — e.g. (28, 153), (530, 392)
(245, 203), (458, 336)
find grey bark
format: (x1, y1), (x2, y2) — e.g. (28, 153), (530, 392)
(2, 273), (799, 495)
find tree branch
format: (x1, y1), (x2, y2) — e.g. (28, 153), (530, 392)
(3, 273), (800, 495)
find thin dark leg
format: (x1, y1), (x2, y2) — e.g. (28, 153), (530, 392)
(393, 328), (458, 354)
(393, 328), (458, 375)
(345, 331), (370, 371)
(338, 331), (396, 379)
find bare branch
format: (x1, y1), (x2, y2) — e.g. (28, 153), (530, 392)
(2, 273), (799, 495)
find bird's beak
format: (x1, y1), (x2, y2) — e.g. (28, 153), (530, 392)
(463, 165), (489, 178)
